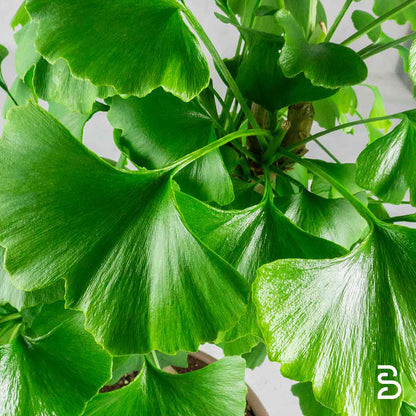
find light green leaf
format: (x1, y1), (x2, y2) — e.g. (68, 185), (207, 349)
(84, 357), (247, 416)
(367, 84), (392, 134)
(351, 10), (382, 42)
(110, 355), (143, 385)
(156, 351), (189, 369)
(0, 308), (111, 416)
(14, 22), (39, 80)
(373, 0), (416, 31)
(236, 35), (337, 112)
(310, 160), (363, 198)
(0, 104), (248, 355)
(11, 2), (30, 30)
(177, 191), (346, 350)
(0, 45), (8, 91)
(0, 247), (64, 311)
(356, 111), (416, 205)
(276, 189), (368, 248)
(313, 87), (357, 131)
(26, 0), (210, 101)
(2, 77), (33, 118)
(276, 10), (368, 89)
(254, 221), (416, 416)
(107, 91), (234, 205)
(48, 101), (109, 141)
(410, 40), (416, 85)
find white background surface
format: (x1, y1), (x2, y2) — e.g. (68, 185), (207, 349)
(0, 1), (415, 414)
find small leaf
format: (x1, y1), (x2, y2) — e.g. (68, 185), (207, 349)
(84, 357), (247, 416)
(0, 307), (111, 416)
(351, 10), (382, 42)
(276, 10), (368, 89)
(373, 0), (416, 31)
(0, 44), (8, 90)
(254, 221), (416, 416)
(292, 383), (337, 416)
(11, 2), (30, 29)
(0, 247), (64, 311)
(242, 342), (267, 369)
(107, 91), (234, 205)
(0, 104), (248, 355)
(356, 111), (416, 205)
(367, 84), (392, 134)
(2, 77), (33, 118)
(276, 189), (368, 248)
(26, 0), (210, 101)
(110, 355), (143, 385)
(410, 40), (416, 85)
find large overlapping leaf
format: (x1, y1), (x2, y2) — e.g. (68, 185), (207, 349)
(373, 0), (416, 30)
(177, 191), (345, 352)
(26, 0), (210, 101)
(0, 308), (111, 416)
(276, 10), (368, 89)
(236, 34), (337, 111)
(107, 91), (234, 205)
(84, 357), (247, 416)
(0, 247), (64, 311)
(276, 189), (367, 248)
(0, 104), (249, 355)
(254, 221), (416, 416)
(356, 111), (416, 205)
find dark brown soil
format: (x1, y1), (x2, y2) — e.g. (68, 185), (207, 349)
(100, 355), (256, 416)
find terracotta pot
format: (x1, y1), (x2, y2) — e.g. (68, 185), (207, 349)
(166, 351), (269, 416)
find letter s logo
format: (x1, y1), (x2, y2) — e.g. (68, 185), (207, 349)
(377, 365), (402, 400)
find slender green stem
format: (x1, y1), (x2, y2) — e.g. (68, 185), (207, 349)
(183, 6), (268, 149)
(270, 165), (307, 190)
(384, 213), (416, 223)
(231, 141), (259, 162)
(0, 313), (21, 325)
(277, 148), (377, 223)
(209, 84), (235, 131)
(170, 129), (271, 174)
(286, 112), (405, 151)
(116, 154), (127, 169)
(0, 80), (18, 106)
(313, 139), (341, 163)
(8, 323), (22, 343)
(308, 0), (318, 39)
(151, 351), (161, 369)
(326, 0), (354, 42)
(342, 0), (416, 45)
(360, 32), (416, 59)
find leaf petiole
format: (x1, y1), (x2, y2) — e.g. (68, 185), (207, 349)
(0, 313), (21, 325)
(151, 351), (161, 369)
(325, 0), (354, 42)
(342, 0), (416, 45)
(359, 32), (416, 59)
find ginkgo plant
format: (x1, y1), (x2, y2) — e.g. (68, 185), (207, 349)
(1, 0), (416, 415)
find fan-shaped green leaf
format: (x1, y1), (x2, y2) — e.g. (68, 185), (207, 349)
(373, 0), (416, 31)
(356, 111), (416, 205)
(107, 91), (234, 205)
(276, 10), (368, 89)
(177, 191), (346, 352)
(254, 221), (416, 416)
(276, 189), (367, 248)
(84, 357), (247, 416)
(0, 309), (111, 416)
(26, 0), (210, 101)
(11, 2), (30, 30)
(0, 104), (248, 355)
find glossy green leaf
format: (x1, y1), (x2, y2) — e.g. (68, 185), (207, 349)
(107, 91), (234, 205)
(26, 0), (210, 101)
(177, 191), (346, 350)
(48, 101), (109, 141)
(254, 221), (416, 416)
(356, 111), (416, 205)
(0, 247), (64, 311)
(402, 403), (416, 416)
(0, 104), (248, 355)
(276, 189), (367, 248)
(110, 355), (143, 385)
(84, 357), (247, 416)
(0, 309), (111, 416)
(310, 160), (363, 198)
(410, 40), (416, 85)
(276, 10), (368, 89)
(373, 0), (416, 30)
(236, 35), (337, 111)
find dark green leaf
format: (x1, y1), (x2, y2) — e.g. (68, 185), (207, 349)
(236, 35), (337, 111)
(107, 91), (234, 205)
(26, 0), (210, 101)
(110, 355), (143, 385)
(291, 383), (337, 416)
(0, 104), (248, 355)
(254, 221), (416, 416)
(84, 357), (247, 416)
(242, 342), (267, 369)
(276, 189), (368, 248)
(0, 45), (8, 90)
(402, 402), (416, 416)
(356, 111), (416, 205)
(276, 10), (368, 89)
(0, 308), (111, 416)
(373, 0), (416, 31)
